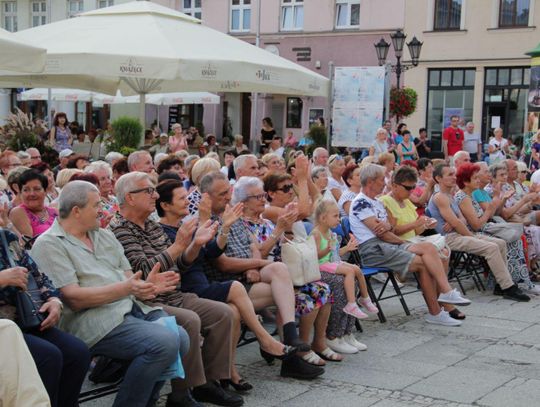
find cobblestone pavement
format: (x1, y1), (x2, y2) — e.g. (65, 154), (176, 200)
(85, 281), (540, 407)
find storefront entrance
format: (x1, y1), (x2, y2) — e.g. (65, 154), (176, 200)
(482, 67), (530, 144)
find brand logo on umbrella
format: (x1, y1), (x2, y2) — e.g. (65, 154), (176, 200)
(256, 69), (271, 81)
(120, 58), (143, 75)
(220, 81), (240, 90)
(308, 80), (321, 91)
(201, 63), (217, 78)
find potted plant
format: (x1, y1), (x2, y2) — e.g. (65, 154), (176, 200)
(105, 116), (143, 153)
(389, 87), (418, 122)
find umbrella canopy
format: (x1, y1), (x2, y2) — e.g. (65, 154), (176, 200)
(2, 1), (328, 97)
(93, 92), (220, 105)
(0, 28), (45, 73)
(18, 88), (96, 102)
(18, 88), (219, 105)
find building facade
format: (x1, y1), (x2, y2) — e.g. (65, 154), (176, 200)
(404, 0), (538, 150)
(194, 0), (404, 142)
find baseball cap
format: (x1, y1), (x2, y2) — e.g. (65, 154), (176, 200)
(159, 133), (168, 138)
(59, 149), (74, 159)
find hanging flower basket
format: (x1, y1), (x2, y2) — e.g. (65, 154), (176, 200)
(389, 87), (418, 120)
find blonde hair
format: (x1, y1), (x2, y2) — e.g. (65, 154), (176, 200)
(314, 199), (339, 225)
(56, 168), (83, 189)
(262, 153), (280, 165)
(378, 152), (395, 166)
(191, 157), (221, 186)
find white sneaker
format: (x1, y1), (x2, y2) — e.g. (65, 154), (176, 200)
(326, 337), (359, 354)
(437, 288), (471, 306)
(425, 310), (463, 326)
(343, 333), (368, 351)
(525, 284), (540, 296)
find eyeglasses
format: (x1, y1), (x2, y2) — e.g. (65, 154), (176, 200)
(398, 183), (416, 191)
(276, 184), (294, 193)
(520, 170), (528, 174)
(129, 186), (156, 195)
(21, 187), (44, 193)
(30, 156), (41, 160)
(246, 193), (267, 201)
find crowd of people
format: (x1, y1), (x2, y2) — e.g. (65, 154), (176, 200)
(1, 112), (540, 407)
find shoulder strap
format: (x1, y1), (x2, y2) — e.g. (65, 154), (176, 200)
(0, 228), (16, 268)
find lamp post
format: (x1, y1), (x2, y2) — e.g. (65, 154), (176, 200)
(374, 30), (423, 89)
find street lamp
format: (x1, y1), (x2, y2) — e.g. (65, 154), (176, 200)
(374, 29), (423, 88)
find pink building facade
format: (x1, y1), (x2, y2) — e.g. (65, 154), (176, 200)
(181, 0), (405, 143)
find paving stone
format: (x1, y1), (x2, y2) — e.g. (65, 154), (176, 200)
(477, 377), (540, 406)
(281, 388), (380, 407)
(405, 366), (513, 403)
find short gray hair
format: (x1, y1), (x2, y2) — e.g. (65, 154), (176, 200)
(231, 176), (263, 204)
(233, 154), (257, 173)
(58, 180), (99, 219)
(84, 160), (112, 177)
(311, 165), (328, 180)
(104, 151), (124, 165)
(127, 150), (151, 171)
(200, 171), (227, 194)
(154, 153), (168, 167)
(184, 154), (200, 169)
(313, 147), (328, 158)
(489, 162), (507, 178)
(453, 150), (470, 162)
(360, 164), (385, 186)
(16, 151), (30, 160)
(115, 171), (152, 206)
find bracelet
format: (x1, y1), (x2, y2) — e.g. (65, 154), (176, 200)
(49, 297), (64, 310)
(219, 230), (229, 238)
(270, 232), (282, 240)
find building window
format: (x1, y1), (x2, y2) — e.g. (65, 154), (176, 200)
(97, 0), (114, 8)
(68, 0), (84, 18)
(335, 0), (360, 28)
(2, 2), (17, 32)
(434, 0), (462, 30)
(281, 0), (303, 31)
(286, 97), (303, 128)
(499, 0), (529, 27)
(231, 0), (251, 32)
(483, 66), (529, 141)
(31, 1), (47, 27)
(183, 0), (202, 20)
(426, 68), (475, 149)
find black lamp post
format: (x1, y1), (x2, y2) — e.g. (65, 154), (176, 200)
(374, 30), (423, 88)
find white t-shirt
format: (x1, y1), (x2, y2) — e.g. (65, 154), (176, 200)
(338, 189), (357, 217)
(349, 192), (388, 244)
(463, 131), (481, 154)
(489, 138), (508, 164)
(327, 177), (347, 194)
(531, 169), (540, 186)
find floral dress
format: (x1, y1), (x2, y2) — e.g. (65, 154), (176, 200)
(242, 218), (332, 317)
(456, 190), (533, 289)
(486, 183), (540, 264)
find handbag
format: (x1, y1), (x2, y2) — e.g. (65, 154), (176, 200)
(408, 234), (450, 260)
(0, 229), (45, 331)
(483, 221), (523, 242)
(281, 234), (321, 286)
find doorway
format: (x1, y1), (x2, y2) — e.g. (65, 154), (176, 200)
(271, 103), (284, 137)
(483, 103), (506, 141)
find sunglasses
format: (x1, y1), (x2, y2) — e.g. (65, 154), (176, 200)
(455, 132), (461, 140)
(276, 184), (294, 193)
(399, 183), (416, 191)
(129, 186), (156, 195)
(520, 170), (528, 174)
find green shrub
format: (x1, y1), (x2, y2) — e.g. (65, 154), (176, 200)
(106, 116), (143, 153)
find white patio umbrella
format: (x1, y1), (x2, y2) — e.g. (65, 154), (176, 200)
(92, 91), (220, 106)
(0, 1), (328, 125)
(0, 28), (45, 73)
(18, 88), (96, 102)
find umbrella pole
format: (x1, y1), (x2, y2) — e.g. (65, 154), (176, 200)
(139, 92), (146, 134)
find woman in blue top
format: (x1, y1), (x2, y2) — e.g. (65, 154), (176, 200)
(48, 113), (72, 153)
(396, 130), (418, 164)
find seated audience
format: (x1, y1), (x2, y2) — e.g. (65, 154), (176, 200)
(427, 164), (530, 301)
(0, 229), (90, 407)
(327, 154), (347, 201)
(349, 164), (471, 326)
(31, 181), (189, 407)
(110, 172), (244, 407)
